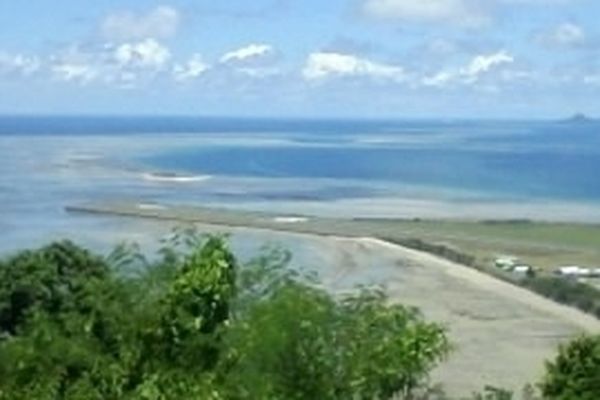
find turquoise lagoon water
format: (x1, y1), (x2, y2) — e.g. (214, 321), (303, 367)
(1, 116), (599, 255)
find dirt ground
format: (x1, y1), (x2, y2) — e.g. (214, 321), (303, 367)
(302, 235), (600, 398)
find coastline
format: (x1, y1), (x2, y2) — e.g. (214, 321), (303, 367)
(65, 200), (600, 269)
(66, 201), (600, 322)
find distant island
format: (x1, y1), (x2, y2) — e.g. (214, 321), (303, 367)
(563, 113), (596, 123)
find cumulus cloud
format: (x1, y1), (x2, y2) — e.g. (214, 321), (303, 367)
(537, 22), (586, 48)
(108, 39), (172, 87)
(49, 39), (172, 87)
(217, 44), (282, 80)
(173, 54), (210, 81)
(303, 52), (407, 82)
(101, 6), (180, 41)
(0, 53), (41, 76)
(461, 51), (514, 81)
(46, 39), (282, 88)
(114, 39), (171, 69)
(423, 50), (514, 87)
(220, 44), (274, 64)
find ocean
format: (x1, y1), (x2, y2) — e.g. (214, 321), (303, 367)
(1, 116), (599, 254)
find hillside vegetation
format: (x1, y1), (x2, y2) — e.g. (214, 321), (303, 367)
(0, 231), (598, 399)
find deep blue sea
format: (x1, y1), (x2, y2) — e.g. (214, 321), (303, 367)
(1, 116), (599, 253)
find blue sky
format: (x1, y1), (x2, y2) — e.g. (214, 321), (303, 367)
(0, 0), (599, 118)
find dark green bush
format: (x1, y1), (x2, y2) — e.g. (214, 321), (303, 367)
(0, 240), (110, 335)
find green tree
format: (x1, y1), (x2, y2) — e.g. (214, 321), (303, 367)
(539, 334), (600, 400)
(220, 283), (450, 399)
(153, 234), (237, 371)
(0, 240), (110, 335)
(0, 233), (452, 399)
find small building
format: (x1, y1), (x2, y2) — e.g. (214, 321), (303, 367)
(494, 256), (519, 270)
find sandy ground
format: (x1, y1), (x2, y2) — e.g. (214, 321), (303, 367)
(310, 235), (600, 397)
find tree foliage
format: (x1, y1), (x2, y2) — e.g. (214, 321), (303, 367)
(0, 240), (110, 335)
(0, 232), (450, 399)
(539, 334), (600, 400)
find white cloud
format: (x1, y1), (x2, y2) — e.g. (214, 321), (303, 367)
(48, 40), (172, 87)
(423, 50), (514, 87)
(114, 39), (171, 69)
(220, 44), (274, 64)
(44, 39), (282, 88)
(460, 51), (514, 82)
(303, 52), (407, 82)
(107, 40), (172, 88)
(52, 63), (97, 84)
(219, 44), (279, 80)
(422, 71), (454, 87)
(0, 53), (41, 76)
(539, 23), (586, 47)
(362, 0), (489, 27)
(101, 6), (180, 41)
(173, 54), (210, 81)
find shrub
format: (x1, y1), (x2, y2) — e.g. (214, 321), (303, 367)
(539, 334), (600, 400)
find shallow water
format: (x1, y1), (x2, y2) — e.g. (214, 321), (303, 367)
(1, 117), (599, 253)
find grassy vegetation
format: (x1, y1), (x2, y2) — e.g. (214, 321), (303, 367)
(352, 218), (600, 271)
